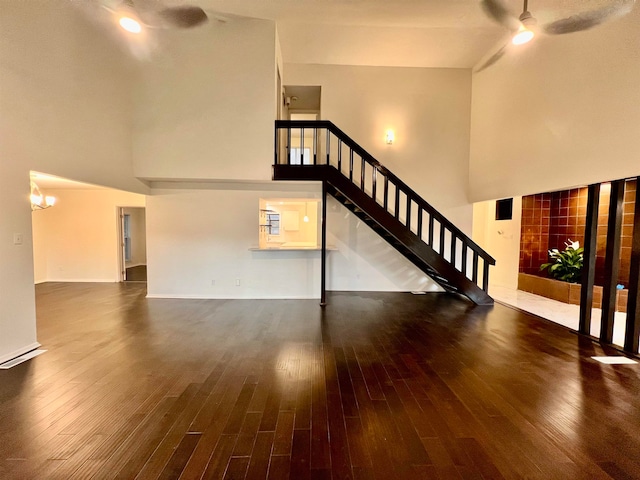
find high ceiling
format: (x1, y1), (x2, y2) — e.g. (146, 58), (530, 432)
(163, 0), (626, 68)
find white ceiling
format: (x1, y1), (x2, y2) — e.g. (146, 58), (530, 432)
(170, 0), (627, 68)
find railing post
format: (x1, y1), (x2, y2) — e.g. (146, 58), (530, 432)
(326, 130), (330, 165)
(601, 179), (624, 344)
(461, 245), (468, 277)
(579, 183), (600, 335)
(472, 252), (479, 283)
(482, 260), (490, 293)
(395, 186), (400, 220)
(383, 176), (389, 211)
(451, 234), (457, 268)
(417, 207), (423, 239)
(321, 180), (328, 307)
(274, 123), (278, 165)
(349, 149), (354, 182)
(313, 128), (318, 165)
(428, 215), (434, 246)
(624, 176), (640, 353)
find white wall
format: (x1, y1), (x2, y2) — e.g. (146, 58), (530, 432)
(123, 207), (147, 267)
(285, 63), (473, 232)
(0, 1), (146, 361)
(146, 184), (440, 299)
(469, 7), (640, 202)
(132, 18), (277, 181)
(327, 198), (441, 293)
(32, 189), (145, 283)
(472, 198), (522, 289)
(0, 163), (39, 364)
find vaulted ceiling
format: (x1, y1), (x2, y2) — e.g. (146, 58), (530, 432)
(184, 0), (624, 68)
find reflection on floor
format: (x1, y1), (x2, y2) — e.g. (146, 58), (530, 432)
(125, 264), (147, 282)
(490, 284), (629, 349)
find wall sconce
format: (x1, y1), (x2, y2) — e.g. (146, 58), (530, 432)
(30, 181), (55, 211)
(385, 129), (395, 145)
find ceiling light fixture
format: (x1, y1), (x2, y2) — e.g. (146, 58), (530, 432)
(512, 24), (534, 45)
(30, 181), (55, 211)
(119, 16), (142, 33)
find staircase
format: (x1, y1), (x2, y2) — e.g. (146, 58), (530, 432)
(273, 120), (495, 305)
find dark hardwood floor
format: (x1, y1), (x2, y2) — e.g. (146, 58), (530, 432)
(1, 283), (640, 479)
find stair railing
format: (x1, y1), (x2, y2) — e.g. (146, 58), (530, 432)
(274, 120), (495, 294)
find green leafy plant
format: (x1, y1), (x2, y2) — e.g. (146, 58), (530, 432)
(540, 239), (584, 283)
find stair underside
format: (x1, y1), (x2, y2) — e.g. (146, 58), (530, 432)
(273, 164), (493, 305)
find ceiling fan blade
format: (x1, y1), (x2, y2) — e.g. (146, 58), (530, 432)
(480, 0), (521, 31)
(543, 0), (635, 35)
(158, 6), (208, 28)
(474, 43), (508, 73)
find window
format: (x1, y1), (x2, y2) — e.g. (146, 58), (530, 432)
(267, 213), (280, 235)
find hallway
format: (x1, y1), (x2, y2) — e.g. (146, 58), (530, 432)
(1, 284), (639, 479)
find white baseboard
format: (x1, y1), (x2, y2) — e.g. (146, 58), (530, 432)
(0, 342), (42, 365)
(39, 279), (118, 283)
(145, 293), (319, 300)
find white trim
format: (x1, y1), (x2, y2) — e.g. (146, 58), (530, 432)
(0, 342), (42, 366)
(37, 279), (119, 283)
(145, 294), (320, 300)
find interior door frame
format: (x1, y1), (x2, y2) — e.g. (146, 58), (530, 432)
(117, 207), (127, 282)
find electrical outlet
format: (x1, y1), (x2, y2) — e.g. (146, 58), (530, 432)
(13, 233), (23, 245)
(235, 279), (241, 286)
(211, 280), (216, 286)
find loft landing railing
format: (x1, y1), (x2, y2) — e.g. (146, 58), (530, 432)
(274, 120), (496, 299)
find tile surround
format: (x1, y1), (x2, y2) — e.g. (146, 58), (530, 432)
(519, 180), (636, 289)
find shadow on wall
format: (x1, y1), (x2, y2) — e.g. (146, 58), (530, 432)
(326, 197), (441, 292)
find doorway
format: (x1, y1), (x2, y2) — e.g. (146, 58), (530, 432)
(119, 207), (147, 282)
(283, 85), (321, 119)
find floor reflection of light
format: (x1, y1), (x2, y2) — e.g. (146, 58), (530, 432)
(275, 343), (319, 386)
(541, 374), (584, 443)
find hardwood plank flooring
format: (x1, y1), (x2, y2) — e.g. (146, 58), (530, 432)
(1, 283), (640, 479)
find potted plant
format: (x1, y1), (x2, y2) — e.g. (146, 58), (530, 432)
(540, 239), (584, 283)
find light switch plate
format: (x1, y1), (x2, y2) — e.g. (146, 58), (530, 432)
(13, 233), (23, 245)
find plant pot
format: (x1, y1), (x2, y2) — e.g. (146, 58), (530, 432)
(517, 273), (627, 313)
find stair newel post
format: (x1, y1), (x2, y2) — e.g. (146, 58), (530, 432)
(320, 180), (328, 306)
